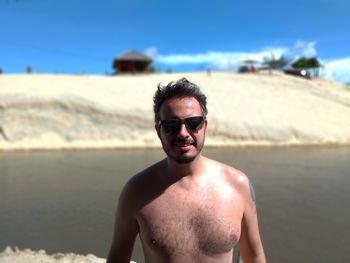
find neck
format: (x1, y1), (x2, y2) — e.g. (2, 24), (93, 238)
(166, 155), (205, 179)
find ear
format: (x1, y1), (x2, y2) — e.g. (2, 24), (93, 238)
(155, 123), (161, 139)
(204, 118), (208, 130)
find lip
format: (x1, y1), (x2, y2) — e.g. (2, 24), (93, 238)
(177, 144), (192, 148)
(173, 142), (193, 149)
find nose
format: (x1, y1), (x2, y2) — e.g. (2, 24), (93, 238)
(177, 122), (190, 137)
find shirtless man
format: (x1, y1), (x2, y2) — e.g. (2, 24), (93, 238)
(107, 78), (266, 263)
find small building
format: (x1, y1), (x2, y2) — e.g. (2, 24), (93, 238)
(112, 49), (152, 74)
(239, 59), (260, 73)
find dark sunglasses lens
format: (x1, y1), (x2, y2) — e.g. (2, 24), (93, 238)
(161, 117), (204, 133)
(162, 120), (181, 133)
(185, 117), (204, 131)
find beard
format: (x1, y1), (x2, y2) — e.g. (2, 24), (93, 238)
(173, 155), (196, 164)
(161, 136), (205, 164)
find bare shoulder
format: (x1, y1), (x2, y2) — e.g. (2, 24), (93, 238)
(119, 159), (166, 208)
(205, 157), (255, 202)
(125, 160), (164, 189)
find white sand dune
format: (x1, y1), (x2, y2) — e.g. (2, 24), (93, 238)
(0, 247), (107, 263)
(1, 72), (350, 151)
(0, 246), (139, 263)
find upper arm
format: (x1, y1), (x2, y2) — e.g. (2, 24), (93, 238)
(238, 177), (266, 263)
(107, 181), (139, 263)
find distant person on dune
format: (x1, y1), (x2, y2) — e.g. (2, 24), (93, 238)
(107, 78), (266, 263)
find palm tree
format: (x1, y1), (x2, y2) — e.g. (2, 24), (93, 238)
(263, 53), (290, 74)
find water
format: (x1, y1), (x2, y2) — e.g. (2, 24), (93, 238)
(0, 147), (349, 263)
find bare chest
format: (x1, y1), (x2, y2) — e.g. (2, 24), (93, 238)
(137, 189), (243, 257)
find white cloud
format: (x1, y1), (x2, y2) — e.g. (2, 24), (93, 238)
(144, 46), (158, 58)
(153, 48), (288, 70)
(321, 58), (350, 84)
(294, 40), (317, 57)
(147, 43), (350, 84)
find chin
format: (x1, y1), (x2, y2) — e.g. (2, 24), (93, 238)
(173, 155), (196, 164)
(173, 146), (203, 163)
(164, 147), (198, 164)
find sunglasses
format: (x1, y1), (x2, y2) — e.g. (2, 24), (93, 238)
(159, 116), (205, 134)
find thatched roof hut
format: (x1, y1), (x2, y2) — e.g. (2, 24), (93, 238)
(112, 49), (152, 74)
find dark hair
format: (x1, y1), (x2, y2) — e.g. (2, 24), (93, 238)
(153, 78), (208, 122)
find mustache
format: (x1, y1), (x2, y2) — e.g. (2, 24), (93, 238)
(172, 137), (195, 145)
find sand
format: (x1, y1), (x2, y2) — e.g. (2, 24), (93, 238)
(0, 247), (108, 263)
(1, 72), (350, 151)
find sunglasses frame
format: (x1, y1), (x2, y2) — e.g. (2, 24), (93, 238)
(158, 116), (206, 134)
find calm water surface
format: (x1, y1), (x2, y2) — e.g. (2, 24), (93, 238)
(0, 147), (349, 263)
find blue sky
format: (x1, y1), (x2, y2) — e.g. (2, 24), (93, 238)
(1, 0), (349, 83)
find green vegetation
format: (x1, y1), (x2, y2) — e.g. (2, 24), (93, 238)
(262, 53), (290, 74)
(263, 54), (290, 70)
(292, 57), (321, 69)
(292, 57), (322, 77)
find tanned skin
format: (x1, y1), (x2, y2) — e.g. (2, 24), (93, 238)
(107, 96), (266, 263)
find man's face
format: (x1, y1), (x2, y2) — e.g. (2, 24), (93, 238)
(156, 96), (207, 164)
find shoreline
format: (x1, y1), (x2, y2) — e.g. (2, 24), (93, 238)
(2, 141), (350, 153)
